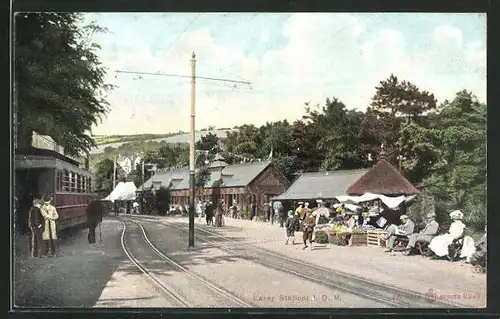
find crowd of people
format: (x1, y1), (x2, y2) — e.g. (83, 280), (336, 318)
(26, 194), (106, 259)
(27, 195), (59, 258)
(384, 209), (487, 269)
(23, 192), (487, 273)
(273, 199), (486, 271)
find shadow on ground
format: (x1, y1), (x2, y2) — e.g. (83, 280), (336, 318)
(115, 218), (259, 280)
(13, 218), (126, 308)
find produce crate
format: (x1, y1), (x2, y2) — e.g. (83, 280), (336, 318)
(367, 229), (387, 247)
(328, 232), (348, 246)
(348, 233), (367, 246)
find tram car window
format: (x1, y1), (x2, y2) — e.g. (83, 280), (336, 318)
(15, 147), (95, 234)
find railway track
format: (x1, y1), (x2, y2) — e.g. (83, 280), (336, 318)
(144, 217), (461, 308)
(120, 218), (253, 308)
(119, 219), (190, 307)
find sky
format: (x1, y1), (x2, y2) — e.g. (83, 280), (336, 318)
(83, 13), (486, 136)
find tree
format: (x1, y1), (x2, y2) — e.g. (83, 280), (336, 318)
(397, 120), (439, 184)
(304, 98), (367, 170)
(15, 13), (113, 156)
(421, 91), (486, 229)
(155, 186), (171, 215)
(195, 132), (220, 154)
(143, 144), (189, 169)
(291, 119), (323, 172)
(359, 74), (437, 164)
(195, 166), (211, 197)
(94, 158), (120, 196)
(256, 120), (293, 158)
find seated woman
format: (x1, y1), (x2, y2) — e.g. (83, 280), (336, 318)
(463, 225), (487, 265)
(428, 210), (466, 259)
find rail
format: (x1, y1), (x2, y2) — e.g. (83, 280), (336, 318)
(119, 219), (191, 307)
(124, 218), (253, 307)
(155, 218), (462, 308)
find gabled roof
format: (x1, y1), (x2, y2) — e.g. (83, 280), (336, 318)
(273, 169), (369, 201)
(141, 160), (272, 190)
(346, 158), (420, 196)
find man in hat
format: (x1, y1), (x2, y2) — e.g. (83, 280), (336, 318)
(384, 214), (415, 252)
(302, 211), (317, 250)
(295, 202), (304, 216)
(28, 198), (45, 258)
(299, 202), (311, 231)
(86, 195), (104, 244)
(40, 196), (59, 257)
(403, 212), (439, 255)
(295, 202), (304, 230)
(300, 202), (311, 219)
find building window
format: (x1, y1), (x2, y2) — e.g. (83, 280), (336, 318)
(88, 177), (92, 192)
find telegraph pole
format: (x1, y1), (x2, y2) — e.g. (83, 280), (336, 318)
(112, 156), (117, 188)
(188, 52), (196, 248)
(115, 54), (251, 248)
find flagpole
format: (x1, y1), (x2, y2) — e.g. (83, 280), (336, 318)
(113, 156), (116, 188)
(141, 160), (145, 191)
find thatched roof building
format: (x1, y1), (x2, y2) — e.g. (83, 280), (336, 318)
(346, 151), (420, 196)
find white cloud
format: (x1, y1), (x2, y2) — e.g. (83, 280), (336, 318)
(92, 14), (486, 135)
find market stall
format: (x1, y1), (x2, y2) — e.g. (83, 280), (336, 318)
(323, 149), (421, 247)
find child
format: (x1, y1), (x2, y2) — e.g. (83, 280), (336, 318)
(285, 210), (298, 245)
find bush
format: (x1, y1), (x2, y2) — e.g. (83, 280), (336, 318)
(407, 193), (436, 224)
(314, 230), (329, 244)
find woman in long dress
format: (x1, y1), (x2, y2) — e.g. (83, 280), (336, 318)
(428, 210), (466, 257)
(40, 196), (59, 257)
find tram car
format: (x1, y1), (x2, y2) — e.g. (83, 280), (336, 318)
(15, 147), (94, 234)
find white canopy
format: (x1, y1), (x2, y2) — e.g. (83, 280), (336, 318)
(105, 182), (137, 202)
(335, 192), (416, 209)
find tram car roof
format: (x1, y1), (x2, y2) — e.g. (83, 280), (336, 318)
(16, 147), (80, 165)
(15, 147), (90, 175)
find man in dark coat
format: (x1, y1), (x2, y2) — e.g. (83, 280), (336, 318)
(285, 210), (300, 245)
(113, 201), (119, 216)
(302, 211), (316, 250)
(273, 201), (285, 227)
(86, 198), (104, 244)
(28, 198), (45, 258)
(205, 202), (214, 226)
